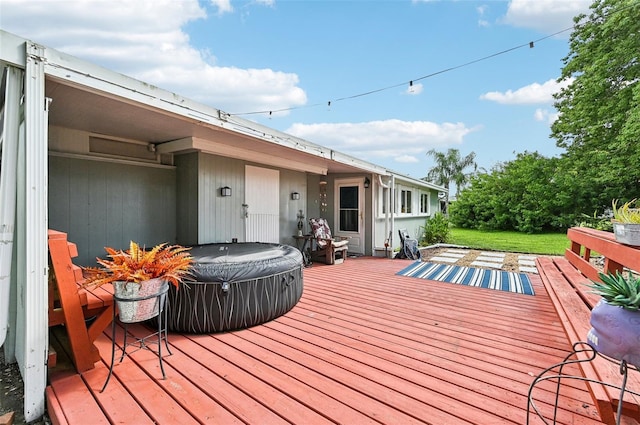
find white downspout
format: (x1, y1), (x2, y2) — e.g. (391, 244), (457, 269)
(389, 175), (395, 250)
(0, 66), (22, 348)
(377, 175), (390, 251)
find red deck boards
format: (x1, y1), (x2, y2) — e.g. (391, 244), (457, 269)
(48, 256), (605, 424)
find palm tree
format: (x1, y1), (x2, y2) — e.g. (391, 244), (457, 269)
(425, 148), (477, 212)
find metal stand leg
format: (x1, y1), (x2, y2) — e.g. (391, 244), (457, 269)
(100, 305), (118, 392)
(101, 283), (171, 392)
(527, 342), (639, 425)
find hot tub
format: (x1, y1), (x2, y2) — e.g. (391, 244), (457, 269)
(165, 242), (304, 333)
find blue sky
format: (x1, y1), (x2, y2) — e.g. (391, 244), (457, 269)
(1, 0), (592, 179)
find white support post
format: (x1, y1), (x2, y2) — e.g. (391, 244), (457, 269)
(0, 66), (23, 350)
(17, 40), (49, 423)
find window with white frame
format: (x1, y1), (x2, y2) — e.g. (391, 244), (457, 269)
(377, 185), (431, 217)
(400, 189), (412, 214)
(420, 192), (429, 214)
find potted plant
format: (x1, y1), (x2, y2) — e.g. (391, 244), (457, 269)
(84, 241), (193, 322)
(612, 198), (640, 246)
(587, 270), (640, 367)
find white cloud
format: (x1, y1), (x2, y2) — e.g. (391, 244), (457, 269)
(395, 155), (420, 164)
(210, 0), (234, 15)
(480, 78), (573, 105)
(0, 0), (306, 115)
(286, 119), (478, 165)
(406, 82), (424, 95)
(534, 108), (559, 125)
(477, 5), (490, 27)
(503, 0), (591, 34)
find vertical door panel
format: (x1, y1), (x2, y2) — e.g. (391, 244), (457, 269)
(245, 165), (279, 242)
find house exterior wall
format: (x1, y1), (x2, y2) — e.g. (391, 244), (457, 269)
(195, 152), (245, 244)
(175, 152), (309, 246)
(373, 178), (441, 252)
(279, 168), (307, 246)
(175, 153), (198, 245)
(49, 154), (177, 266)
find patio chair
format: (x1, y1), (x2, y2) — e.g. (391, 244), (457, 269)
(308, 217), (349, 265)
(395, 228), (420, 260)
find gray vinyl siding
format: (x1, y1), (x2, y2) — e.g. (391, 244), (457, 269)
(175, 153), (199, 245)
(196, 153), (245, 244)
(48, 155), (176, 266)
(176, 153), (309, 246)
(279, 169), (307, 245)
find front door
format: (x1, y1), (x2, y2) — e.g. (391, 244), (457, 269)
(334, 178), (365, 255)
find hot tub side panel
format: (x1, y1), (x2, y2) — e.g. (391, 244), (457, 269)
(166, 265), (303, 333)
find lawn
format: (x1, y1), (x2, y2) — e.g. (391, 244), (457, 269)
(448, 228), (570, 255)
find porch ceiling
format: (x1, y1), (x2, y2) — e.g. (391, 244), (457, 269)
(45, 78), (369, 175)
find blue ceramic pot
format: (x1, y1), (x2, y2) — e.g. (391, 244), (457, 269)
(587, 299), (640, 367)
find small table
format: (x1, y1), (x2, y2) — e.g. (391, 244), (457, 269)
(293, 234), (313, 252)
(293, 234), (314, 267)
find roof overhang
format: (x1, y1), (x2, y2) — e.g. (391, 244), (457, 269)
(1, 30), (392, 176)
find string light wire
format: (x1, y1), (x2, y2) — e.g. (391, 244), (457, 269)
(229, 1), (637, 117)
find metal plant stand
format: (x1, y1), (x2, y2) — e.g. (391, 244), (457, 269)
(101, 283), (171, 392)
(527, 341), (639, 425)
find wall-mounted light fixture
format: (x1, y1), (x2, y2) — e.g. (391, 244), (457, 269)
(364, 177), (371, 189)
(291, 192), (300, 200)
(220, 186), (231, 197)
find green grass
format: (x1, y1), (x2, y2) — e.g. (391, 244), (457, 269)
(448, 228), (570, 255)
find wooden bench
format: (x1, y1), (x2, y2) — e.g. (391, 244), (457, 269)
(536, 227), (640, 424)
(48, 229), (114, 373)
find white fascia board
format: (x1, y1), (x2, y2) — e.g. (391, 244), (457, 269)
(159, 137), (329, 175)
(41, 46), (228, 128)
(329, 150), (389, 175)
(391, 173), (447, 192)
(0, 31), (28, 68)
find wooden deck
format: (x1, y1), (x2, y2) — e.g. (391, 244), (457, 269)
(47, 256), (609, 424)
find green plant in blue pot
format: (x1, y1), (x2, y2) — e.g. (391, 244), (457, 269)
(587, 270), (640, 367)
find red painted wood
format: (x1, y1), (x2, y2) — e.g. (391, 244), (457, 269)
(47, 256), (609, 424)
(48, 229), (115, 373)
(47, 375), (110, 424)
(48, 232), (97, 372)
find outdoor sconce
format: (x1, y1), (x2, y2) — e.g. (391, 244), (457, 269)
(291, 192), (300, 200)
(364, 177), (371, 189)
(220, 186), (231, 197)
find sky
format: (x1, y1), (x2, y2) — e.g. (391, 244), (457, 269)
(1, 0), (593, 180)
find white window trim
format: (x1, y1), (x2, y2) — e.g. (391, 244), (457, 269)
(376, 185), (432, 218)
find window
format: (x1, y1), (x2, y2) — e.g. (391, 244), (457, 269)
(420, 192), (429, 214)
(339, 185), (359, 232)
(377, 185), (431, 217)
(400, 189), (412, 214)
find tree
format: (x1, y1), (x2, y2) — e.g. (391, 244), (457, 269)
(450, 152), (568, 233)
(424, 148), (477, 212)
(552, 0), (640, 210)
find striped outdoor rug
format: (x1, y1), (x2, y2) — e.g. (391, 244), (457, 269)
(397, 261), (535, 295)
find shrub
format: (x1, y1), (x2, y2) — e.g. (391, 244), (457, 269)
(421, 212), (450, 245)
(575, 210), (613, 231)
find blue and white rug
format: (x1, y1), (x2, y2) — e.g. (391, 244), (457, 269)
(397, 261), (535, 295)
